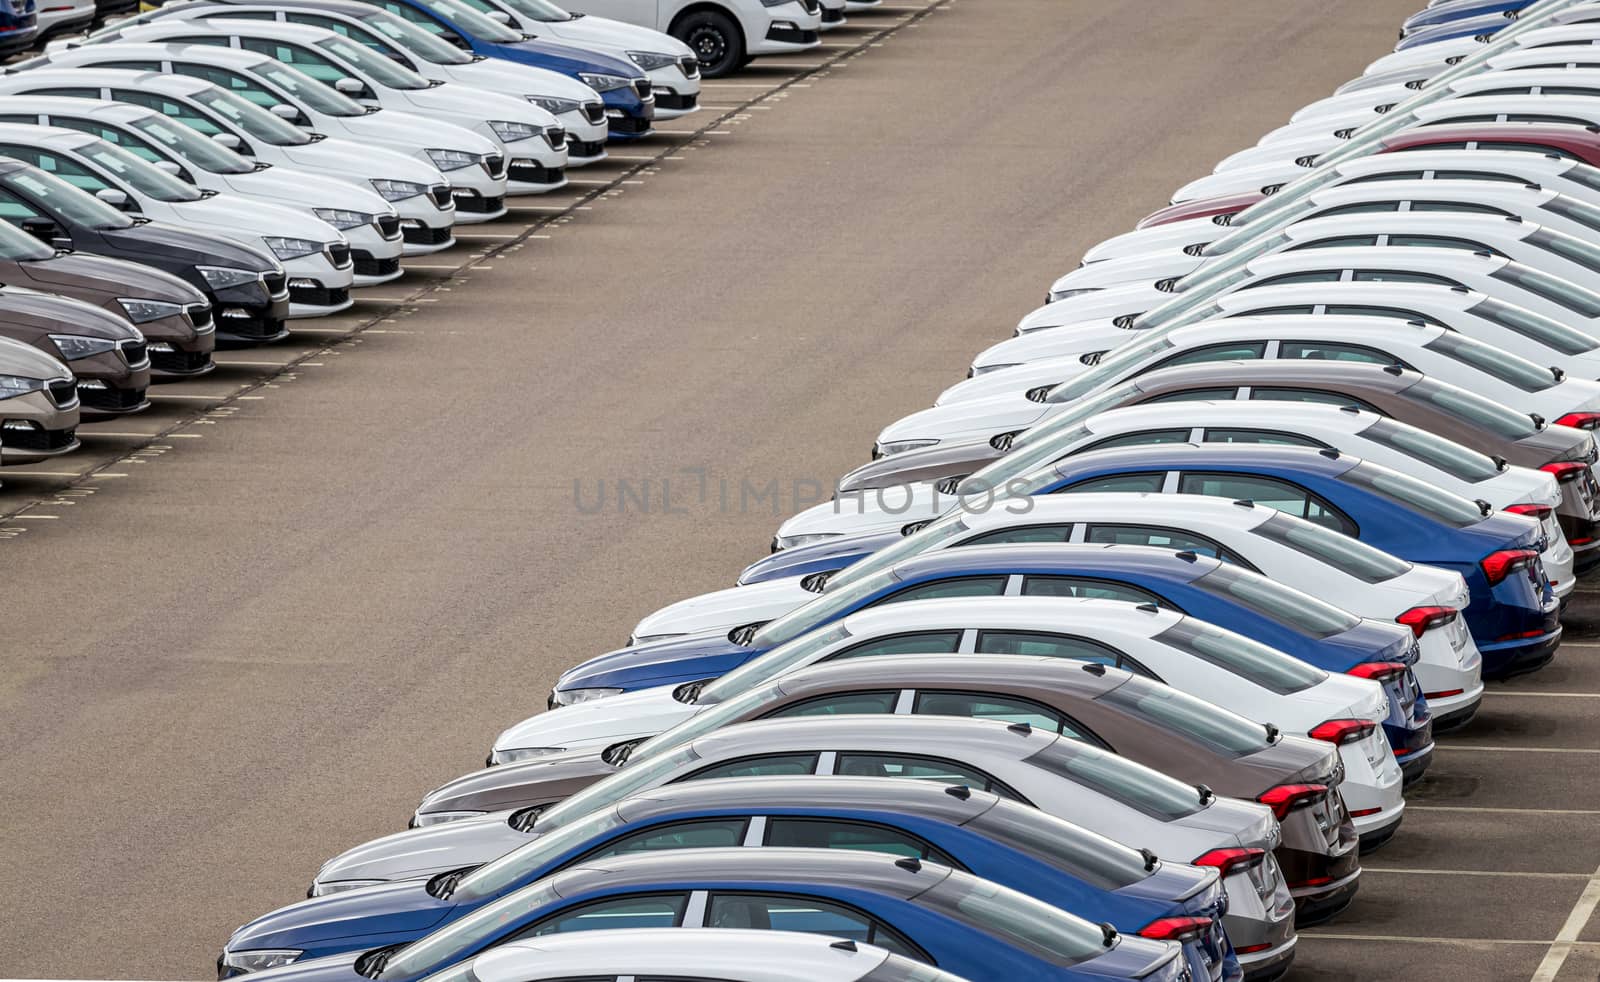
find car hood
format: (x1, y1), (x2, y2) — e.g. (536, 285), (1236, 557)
(539, 14), (693, 58)
(235, 949), (363, 982)
(159, 191), (342, 244)
(632, 578), (813, 643)
(0, 332), (70, 376)
(936, 356), (1091, 405)
(1290, 81), (1410, 124)
(738, 530), (897, 585)
(0, 287), (139, 339)
(446, 54), (600, 101)
(332, 107), (500, 155)
(217, 165), (394, 216)
(1015, 284), (1164, 335)
(14, 250), (205, 304)
(416, 750), (614, 818)
(776, 484), (948, 544)
(492, 34), (642, 78)
(392, 81), (555, 127)
(100, 219), (278, 271)
(836, 439), (1004, 493)
(494, 685), (693, 756)
(229, 881), (453, 951)
(1172, 159), (1303, 205)
(876, 395), (1051, 453)
(316, 813), (529, 887)
(1212, 134), (1332, 178)
(556, 631), (754, 692)
(1082, 216), (1223, 264)
(971, 318), (1128, 374)
(1050, 251), (1204, 296)
(276, 136), (444, 187)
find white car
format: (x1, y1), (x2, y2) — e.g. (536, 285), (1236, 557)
(28, 41), (510, 229)
(1087, 148), (1600, 268)
(0, 123), (354, 318)
(947, 281), (1600, 406)
(1309, 41), (1600, 114)
(451, 930), (974, 982)
(638, 493), (1485, 725)
(0, 95), (407, 287)
(495, 595), (1403, 839)
(0, 67), (458, 259)
(1353, 0), (1600, 85)
(102, 19), (568, 198)
(557, 0), (822, 78)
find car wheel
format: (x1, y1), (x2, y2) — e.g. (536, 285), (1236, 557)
(675, 9), (744, 78)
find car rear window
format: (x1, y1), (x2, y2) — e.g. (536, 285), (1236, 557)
(1404, 376), (1540, 440)
(916, 873), (1111, 966)
(1357, 417), (1503, 483)
(1248, 511), (1411, 584)
(1191, 563), (1361, 638)
(1423, 330), (1556, 392)
(1339, 461), (1486, 528)
(1490, 259), (1600, 318)
(1098, 682), (1270, 757)
(1022, 741), (1205, 821)
(966, 802), (1154, 891)
(1468, 296), (1598, 357)
(1152, 617), (1327, 694)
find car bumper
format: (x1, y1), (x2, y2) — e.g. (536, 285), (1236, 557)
(1, 390), (80, 465)
(1237, 936), (1296, 982)
(352, 250), (404, 287)
(506, 158), (567, 195)
(1430, 691), (1483, 733)
(1289, 866), (1360, 927)
(446, 189), (509, 225)
(1479, 622), (1562, 680)
(1357, 809), (1404, 853)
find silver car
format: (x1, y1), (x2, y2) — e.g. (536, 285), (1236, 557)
(0, 335), (79, 465)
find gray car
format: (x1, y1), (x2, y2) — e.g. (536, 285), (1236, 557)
(0, 334), (79, 464)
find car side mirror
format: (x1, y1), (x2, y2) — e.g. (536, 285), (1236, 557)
(439, 29), (469, 49)
(211, 132), (242, 150)
(485, 9), (511, 24)
(93, 187), (130, 209)
(19, 216), (61, 243)
(269, 103), (301, 121)
(152, 160), (182, 176)
(334, 77), (364, 95)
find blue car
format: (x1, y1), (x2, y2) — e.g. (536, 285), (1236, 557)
(231, 849), (1192, 982)
(220, 778), (1239, 982)
(0, 0), (37, 58)
(557, 539), (1433, 777)
(1400, 0), (1535, 35)
(1394, 9), (1519, 47)
(351, 0), (656, 137)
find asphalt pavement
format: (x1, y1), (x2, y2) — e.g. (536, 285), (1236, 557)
(4, 1), (1595, 979)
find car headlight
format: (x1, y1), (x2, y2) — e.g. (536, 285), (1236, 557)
(313, 208), (375, 230)
(115, 298), (184, 324)
(261, 236), (322, 261)
(47, 334), (119, 360)
(549, 687), (623, 707)
(196, 265), (261, 290)
(0, 374), (46, 400)
(220, 950), (303, 974)
(370, 178), (427, 202)
(760, 0), (793, 6)
(426, 148), (479, 172)
(627, 50), (679, 71)
(577, 72), (631, 93)
(876, 438), (938, 456)
(1051, 288), (1098, 301)
(529, 96), (580, 115)
(774, 532), (843, 550)
(412, 810), (488, 827)
(309, 879), (386, 898)
(487, 119), (542, 143)
(491, 746), (567, 765)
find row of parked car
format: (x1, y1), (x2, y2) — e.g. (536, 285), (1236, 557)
(0, 0), (874, 470)
(115, 0), (1600, 980)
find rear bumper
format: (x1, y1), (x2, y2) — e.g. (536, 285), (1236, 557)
(1357, 810), (1403, 853)
(1430, 692), (1483, 732)
(1238, 937), (1296, 982)
(1479, 624), (1561, 680)
(1290, 867), (1360, 927)
(1397, 741), (1434, 787)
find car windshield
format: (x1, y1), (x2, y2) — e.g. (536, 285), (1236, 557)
(253, 61), (368, 115)
(2, 167), (132, 230)
(1358, 416), (1502, 483)
(1491, 258), (1600, 318)
(1182, 230), (1290, 278)
(1405, 375), (1539, 440)
(1211, 185), (1339, 252)
(317, 34), (432, 89)
(1248, 511), (1411, 584)
(698, 625), (852, 704)
(1469, 295), (1598, 357)
(126, 113), (255, 174)
(499, 0), (572, 21)
(1539, 194), (1600, 243)
(360, 9), (475, 64)
(1423, 330), (1557, 392)
(187, 86), (312, 146)
(1099, 682), (1270, 756)
(959, 385), (1143, 494)
(749, 570), (897, 649)
(1192, 563), (1360, 638)
(966, 802), (1153, 891)
(1043, 336), (1176, 405)
(916, 873), (1109, 967)
(79, 140), (202, 201)
(532, 745), (702, 831)
(450, 807), (626, 902)
(824, 513), (972, 593)
(425, 0), (524, 41)
(381, 879), (564, 979)
(1339, 461), (1487, 527)
(1024, 741), (1205, 821)
(1134, 265), (1254, 328)
(627, 682), (785, 762)
(1153, 617), (1327, 694)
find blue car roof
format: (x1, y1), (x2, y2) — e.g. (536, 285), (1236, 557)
(1045, 442), (1360, 482)
(887, 542), (1217, 587)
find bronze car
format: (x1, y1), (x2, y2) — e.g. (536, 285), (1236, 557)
(0, 290), (150, 420)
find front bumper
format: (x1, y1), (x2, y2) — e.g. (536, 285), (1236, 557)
(284, 251), (356, 319)
(1, 389), (80, 464)
(141, 308), (217, 383)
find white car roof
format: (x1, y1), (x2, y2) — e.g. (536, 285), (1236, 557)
(1302, 178), (1557, 212)
(1320, 148), (1578, 182)
(0, 120), (106, 151)
(1168, 313), (1444, 348)
(474, 930), (913, 982)
(0, 94), (159, 125)
(945, 491), (1275, 535)
(1206, 280), (1483, 316)
(1238, 243), (1510, 279)
(1411, 93), (1600, 124)
(1082, 400), (1384, 441)
(1437, 65), (1600, 94)
(39, 39), (280, 70)
(0, 66), (213, 97)
(1487, 42), (1600, 68)
(113, 17), (343, 45)
(831, 594), (1182, 641)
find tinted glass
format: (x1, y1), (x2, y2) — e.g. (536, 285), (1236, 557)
(1359, 417), (1501, 482)
(913, 690), (1077, 736)
(764, 818), (955, 865)
(1140, 387), (1238, 403)
(78, 140), (203, 201)
(1084, 524), (1239, 563)
(1153, 618), (1327, 694)
(1021, 575), (1166, 605)
(1062, 473), (1167, 494)
(1406, 375), (1538, 439)
(916, 875), (1109, 966)
(581, 819), (747, 859)
(961, 523), (1073, 545)
(1248, 511), (1410, 584)
(1201, 428), (1327, 448)
(705, 893), (914, 956)
(685, 754), (819, 781)
(1469, 296), (1598, 356)
(1424, 330), (1556, 391)
(1084, 429), (1192, 451)
(1250, 387), (1382, 414)
(1280, 340), (1403, 365)
(111, 90), (222, 135)
(825, 632), (964, 660)
(1176, 472), (1356, 534)
(1192, 564), (1361, 638)
(976, 632), (1125, 664)
(1098, 683), (1270, 756)
(1155, 341), (1267, 367)
(765, 691), (900, 718)
(881, 576), (1010, 604)
(967, 804), (1152, 891)
(1339, 461), (1486, 527)
(529, 895), (688, 936)
(188, 86), (313, 145)
(1491, 259), (1600, 317)
(1350, 270), (1458, 285)
(1023, 742), (1203, 820)
(834, 754), (1021, 800)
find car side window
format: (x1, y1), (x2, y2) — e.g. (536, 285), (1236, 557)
(1138, 387), (1239, 403)
(1291, 234), (1379, 250)
(0, 146), (111, 194)
(826, 632), (965, 660)
(1081, 429), (1192, 451)
(0, 187), (44, 222)
(1242, 270), (1343, 288)
(170, 63), (275, 106)
(0, 113), (39, 125)
(680, 754), (820, 781)
(1020, 575), (1168, 606)
(763, 817), (958, 866)
(1279, 340), (1406, 365)
(98, 59), (164, 71)
(1386, 234), (1496, 252)
(705, 893), (921, 958)
(51, 119), (165, 165)
(1320, 304), (1434, 322)
(1201, 427), (1328, 448)
(1059, 472), (1168, 494)
(912, 689), (1086, 740)
(110, 89), (225, 136)
(578, 819), (748, 861)
(833, 753), (1026, 802)
(1082, 524), (1245, 565)
(1250, 387), (1383, 414)
(376, 0), (455, 37)
(959, 523), (1074, 545)
(1480, 141), (1581, 159)
(1176, 471), (1357, 534)
(1314, 201), (1402, 215)
(237, 38), (359, 90)
(876, 576), (1010, 604)
(1350, 269), (1459, 285)
(1153, 341), (1268, 367)
(975, 630), (1123, 664)
(1342, 169), (1427, 181)
(1407, 201), (1514, 216)
(761, 691), (900, 718)
(524, 894), (690, 937)
(26, 87), (100, 99)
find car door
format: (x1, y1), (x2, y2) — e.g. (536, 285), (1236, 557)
(0, 144), (139, 211)
(1077, 524), (1249, 565)
(827, 750), (1028, 802)
(703, 891), (923, 958)
(1174, 470), (1357, 534)
(761, 816), (959, 865)
(522, 893), (694, 936)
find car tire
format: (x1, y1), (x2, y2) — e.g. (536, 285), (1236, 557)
(674, 9), (745, 78)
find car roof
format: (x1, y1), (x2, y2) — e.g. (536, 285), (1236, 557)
(1307, 178), (1552, 207)
(118, 18), (340, 42)
(774, 653), (1133, 704)
(1132, 358), (1421, 397)
(195, 0), (380, 15)
(1044, 441), (1363, 480)
(46, 41), (276, 68)
(550, 847), (953, 901)
(1172, 312), (1444, 345)
(1087, 399), (1376, 437)
(1244, 244), (1511, 277)
(475, 930), (900, 982)
(1206, 278), (1483, 314)
(887, 541), (1223, 585)
(1445, 65), (1600, 91)
(613, 774), (1004, 826)
(952, 490), (1274, 533)
(1381, 121), (1600, 148)
(689, 713), (1062, 767)
(0, 122), (103, 151)
(0, 96), (153, 122)
(831, 594), (1185, 638)
(1, 66), (187, 90)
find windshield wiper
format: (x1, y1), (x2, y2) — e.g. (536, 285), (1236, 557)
(354, 943), (407, 980)
(424, 865), (481, 900)
(674, 679), (709, 704)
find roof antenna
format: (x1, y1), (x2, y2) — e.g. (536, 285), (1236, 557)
(1100, 923), (1119, 948)
(1006, 721), (1033, 735)
(895, 857), (922, 873)
(944, 785), (972, 800)
(1139, 848), (1158, 871)
(830, 940), (858, 952)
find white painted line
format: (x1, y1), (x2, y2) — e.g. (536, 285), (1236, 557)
(1361, 867), (1592, 880)
(1488, 691), (1600, 698)
(700, 82), (785, 88)
(351, 296), (419, 304)
(1559, 641), (1600, 648)
(602, 154), (657, 161)
(212, 360), (293, 368)
(1301, 933), (1550, 946)
(1436, 745), (1600, 753)
(1531, 859), (1600, 981)
(148, 394), (231, 401)
(453, 232), (523, 240)
(1411, 805), (1600, 816)
(79, 431), (158, 438)
(402, 264), (463, 271)
(16, 514), (58, 519)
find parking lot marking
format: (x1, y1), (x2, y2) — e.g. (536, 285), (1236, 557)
(212, 360), (295, 368)
(1531, 860), (1600, 981)
(1486, 690), (1600, 698)
(1410, 805), (1600, 816)
(1301, 933), (1554, 945)
(1362, 868), (1594, 880)
(1435, 745), (1600, 754)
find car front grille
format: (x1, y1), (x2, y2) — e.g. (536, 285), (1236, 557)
(79, 384), (146, 412)
(218, 311), (285, 339)
(377, 214), (402, 239)
(545, 126), (566, 150)
(325, 242), (352, 268)
(452, 191), (504, 214)
(654, 90), (697, 111)
(402, 224), (453, 245)
(765, 24), (818, 43)
(288, 283), (350, 308)
(352, 254), (402, 277)
(801, 0), (819, 11)
(679, 56), (699, 79)
(582, 102), (606, 125)
(509, 160), (564, 185)
(607, 113), (652, 135)
(568, 137), (605, 158)
(5, 422), (75, 451)
(46, 377), (77, 408)
(187, 304), (214, 332)
(150, 348), (213, 374)
(118, 339), (148, 366)
(481, 154), (506, 179)
(262, 271), (288, 296)
(633, 78), (652, 100)
(821, 4), (843, 21)
(428, 185), (453, 209)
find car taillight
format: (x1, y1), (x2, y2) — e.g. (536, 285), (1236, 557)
(1555, 412), (1600, 430)
(1505, 503), (1553, 521)
(1394, 605), (1458, 637)
(1481, 548), (1537, 586)
(1257, 783), (1328, 820)
(1308, 718), (1377, 746)
(1541, 460), (1589, 483)
(1346, 662), (1408, 683)
(1138, 916), (1214, 943)
(1192, 846), (1266, 877)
